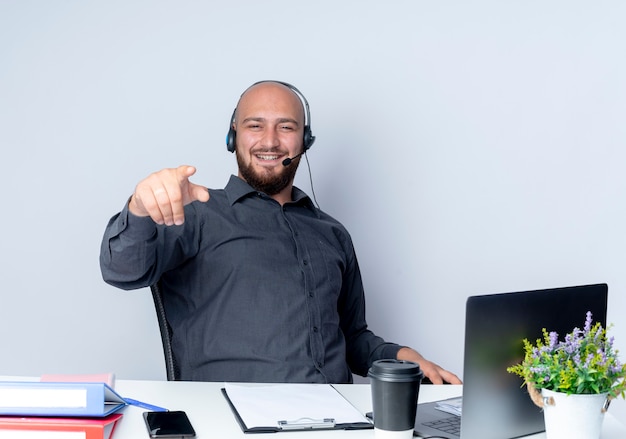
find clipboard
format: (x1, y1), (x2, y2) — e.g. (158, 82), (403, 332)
(221, 383), (374, 433)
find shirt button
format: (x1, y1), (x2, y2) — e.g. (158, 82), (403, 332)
(312, 326), (318, 333)
(308, 291), (314, 298)
(303, 260), (308, 265)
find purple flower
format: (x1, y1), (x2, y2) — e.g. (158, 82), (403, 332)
(584, 353), (594, 368)
(584, 311), (593, 332)
(573, 352), (582, 366)
(548, 331), (559, 349)
(563, 332), (581, 355)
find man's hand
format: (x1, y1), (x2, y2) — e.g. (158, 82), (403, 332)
(129, 165), (210, 226)
(397, 347), (462, 385)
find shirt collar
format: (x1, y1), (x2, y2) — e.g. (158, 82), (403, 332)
(224, 175), (317, 212)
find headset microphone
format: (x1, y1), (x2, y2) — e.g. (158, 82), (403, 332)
(282, 151), (304, 166)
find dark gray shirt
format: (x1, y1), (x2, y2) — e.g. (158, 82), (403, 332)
(100, 175), (401, 383)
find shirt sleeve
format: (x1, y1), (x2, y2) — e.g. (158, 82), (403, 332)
(99, 201), (163, 289)
(338, 242), (403, 377)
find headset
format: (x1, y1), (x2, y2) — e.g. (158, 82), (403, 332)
(225, 80), (316, 153)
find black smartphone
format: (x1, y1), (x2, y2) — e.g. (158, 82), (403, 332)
(143, 411), (196, 438)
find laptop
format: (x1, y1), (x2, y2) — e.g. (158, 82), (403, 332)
(414, 283), (608, 439)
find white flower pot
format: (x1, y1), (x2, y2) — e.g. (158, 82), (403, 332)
(541, 388), (609, 439)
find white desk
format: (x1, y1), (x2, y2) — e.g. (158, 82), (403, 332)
(109, 379), (626, 439)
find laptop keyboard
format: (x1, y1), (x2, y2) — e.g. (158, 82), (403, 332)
(422, 415), (461, 435)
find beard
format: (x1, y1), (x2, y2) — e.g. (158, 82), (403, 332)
(236, 151), (300, 196)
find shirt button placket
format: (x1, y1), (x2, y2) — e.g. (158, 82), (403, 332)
(285, 208), (324, 375)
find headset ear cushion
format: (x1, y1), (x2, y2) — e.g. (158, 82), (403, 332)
(226, 128), (236, 152)
(226, 108), (237, 152)
(303, 127), (316, 151)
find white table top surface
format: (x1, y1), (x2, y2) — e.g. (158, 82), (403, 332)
(1, 377), (625, 439)
(113, 379), (626, 439)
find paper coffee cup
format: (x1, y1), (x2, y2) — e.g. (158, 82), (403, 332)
(368, 359), (423, 439)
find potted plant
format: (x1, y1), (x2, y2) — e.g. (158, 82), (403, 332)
(507, 311), (626, 439)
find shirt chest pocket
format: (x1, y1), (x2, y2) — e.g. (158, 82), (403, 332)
(304, 238), (345, 302)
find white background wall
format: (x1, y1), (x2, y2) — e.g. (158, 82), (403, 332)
(1, 0), (625, 418)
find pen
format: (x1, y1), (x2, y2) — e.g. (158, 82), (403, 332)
(124, 397), (169, 412)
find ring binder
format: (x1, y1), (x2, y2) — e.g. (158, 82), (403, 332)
(278, 417), (336, 430)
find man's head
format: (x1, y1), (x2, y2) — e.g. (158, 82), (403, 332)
(228, 81), (315, 197)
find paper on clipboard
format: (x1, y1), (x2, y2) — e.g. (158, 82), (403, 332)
(222, 383), (373, 432)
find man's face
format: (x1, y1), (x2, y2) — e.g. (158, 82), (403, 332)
(234, 83), (305, 195)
